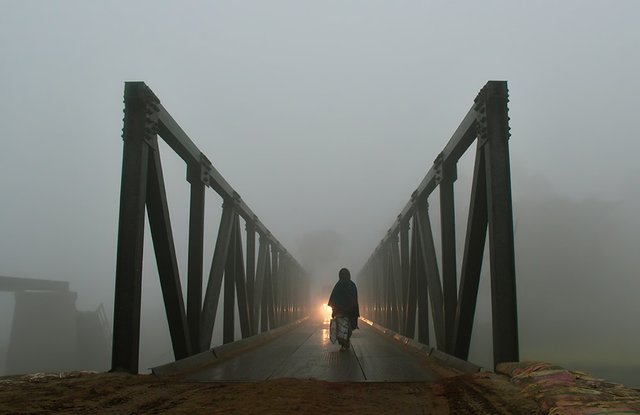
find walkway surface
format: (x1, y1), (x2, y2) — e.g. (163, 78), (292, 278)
(186, 319), (445, 382)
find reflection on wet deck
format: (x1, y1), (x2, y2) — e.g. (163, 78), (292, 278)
(187, 319), (442, 382)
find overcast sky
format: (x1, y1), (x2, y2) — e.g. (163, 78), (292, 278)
(1, 1), (639, 379)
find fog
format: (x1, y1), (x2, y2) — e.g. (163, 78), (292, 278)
(1, 1), (639, 384)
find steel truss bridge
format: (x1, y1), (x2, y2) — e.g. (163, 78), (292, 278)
(112, 80), (517, 380)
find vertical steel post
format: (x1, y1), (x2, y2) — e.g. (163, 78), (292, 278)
(285, 260), (293, 323)
(269, 248), (279, 328)
(414, 211), (429, 345)
(399, 219), (410, 336)
(245, 221), (256, 335)
(277, 256), (285, 324)
(383, 245), (392, 328)
(478, 81), (519, 366)
(280, 257), (288, 324)
(253, 234), (266, 334)
(284, 261), (291, 323)
(186, 166), (206, 352)
(391, 234), (403, 332)
(378, 253), (385, 325)
(374, 254), (380, 324)
(232, 217), (251, 339)
(438, 157), (458, 353)
(223, 213), (238, 344)
(405, 216), (417, 338)
(112, 82), (155, 373)
(261, 244), (272, 332)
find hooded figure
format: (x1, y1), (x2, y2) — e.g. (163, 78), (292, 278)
(328, 268), (360, 349)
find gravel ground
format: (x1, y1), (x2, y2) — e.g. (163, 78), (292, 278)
(0, 371), (543, 414)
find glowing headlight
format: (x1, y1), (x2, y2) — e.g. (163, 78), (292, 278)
(321, 303), (333, 321)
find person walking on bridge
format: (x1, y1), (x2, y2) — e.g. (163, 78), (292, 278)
(328, 268), (360, 350)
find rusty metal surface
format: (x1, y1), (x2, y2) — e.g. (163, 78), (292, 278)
(187, 319), (442, 382)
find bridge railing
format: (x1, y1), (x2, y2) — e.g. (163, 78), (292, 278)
(112, 82), (309, 373)
(357, 81), (517, 367)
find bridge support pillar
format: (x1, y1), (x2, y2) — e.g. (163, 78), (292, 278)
(111, 83), (154, 374)
(479, 82), (519, 366)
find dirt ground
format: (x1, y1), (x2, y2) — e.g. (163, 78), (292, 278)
(0, 371), (542, 414)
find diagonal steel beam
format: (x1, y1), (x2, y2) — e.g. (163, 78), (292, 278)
(146, 140), (192, 359)
(452, 142), (488, 360)
(404, 219), (418, 338)
(415, 200), (445, 350)
(199, 202), (235, 351)
(413, 212), (430, 345)
(253, 234), (267, 334)
(223, 213), (238, 344)
(233, 216), (252, 339)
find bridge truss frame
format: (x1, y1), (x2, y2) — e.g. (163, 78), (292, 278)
(112, 82), (309, 373)
(357, 81), (518, 367)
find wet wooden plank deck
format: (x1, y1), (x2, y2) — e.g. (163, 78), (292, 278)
(186, 319), (443, 382)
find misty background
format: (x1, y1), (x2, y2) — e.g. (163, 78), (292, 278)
(1, 1), (639, 385)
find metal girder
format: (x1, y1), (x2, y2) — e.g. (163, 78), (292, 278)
(356, 80), (517, 367)
(146, 140), (192, 359)
(414, 212), (429, 345)
(233, 217), (252, 339)
(199, 203), (235, 351)
(390, 236), (403, 332)
(399, 220), (410, 335)
(253, 235), (267, 334)
(221, 212), (251, 343)
(383, 246), (393, 328)
(478, 81), (519, 366)
(438, 157), (458, 354)
(404, 220), (418, 338)
(372, 107), (477, 252)
(282, 257), (290, 323)
(245, 221), (256, 335)
(112, 82), (309, 373)
(155, 104), (302, 273)
(415, 199), (445, 350)
(223, 213), (238, 344)
(379, 254), (385, 325)
(283, 260), (292, 324)
(369, 257), (378, 323)
(268, 249), (279, 329)
(262, 244), (273, 332)
(111, 83), (153, 373)
(452, 142), (488, 360)
(186, 173), (205, 351)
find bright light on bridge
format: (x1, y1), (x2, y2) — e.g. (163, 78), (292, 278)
(321, 303), (332, 323)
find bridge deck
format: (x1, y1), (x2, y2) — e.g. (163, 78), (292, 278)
(186, 319), (447, 382)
